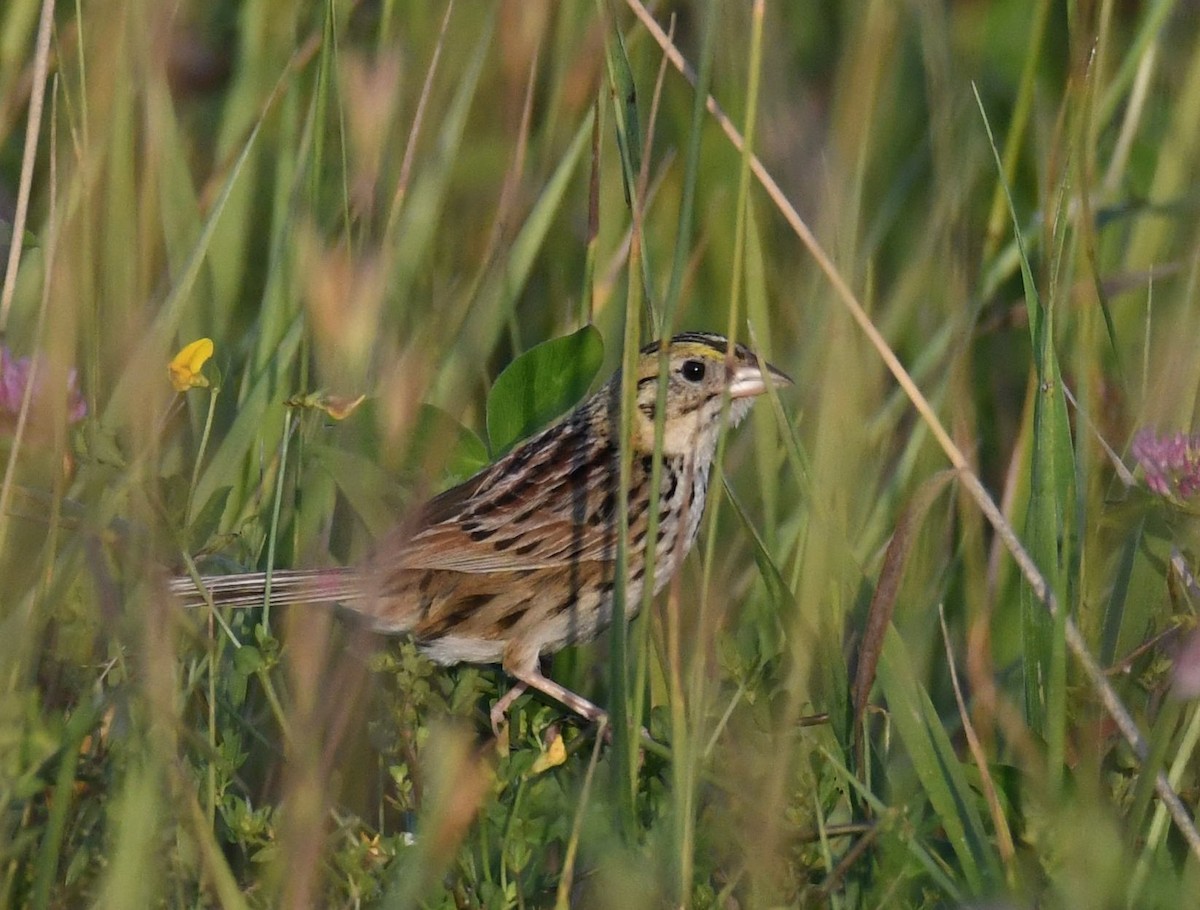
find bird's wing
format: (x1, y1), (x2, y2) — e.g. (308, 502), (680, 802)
(382, 430), (647, 574)
(390, 481), (628, 573)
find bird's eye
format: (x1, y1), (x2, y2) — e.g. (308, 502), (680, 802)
(681, 359), (706, 382)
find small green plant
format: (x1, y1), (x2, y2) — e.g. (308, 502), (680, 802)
(3, 1), (1200, 907)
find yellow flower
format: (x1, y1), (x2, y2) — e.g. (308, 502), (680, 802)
(169, 338), (214, 391)
(527, 730), (567, 776)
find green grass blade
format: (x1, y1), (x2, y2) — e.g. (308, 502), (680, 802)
(440, 110), (594, 393)
(103, 114), (266, 424)
(597, 0), (643, 210)
(876, 627), (1001, 896)
(385, 11), (495, 309)
(660, 0), (717, 336)
(974, 86), (1075, 766)
(819, 745), (966, 903)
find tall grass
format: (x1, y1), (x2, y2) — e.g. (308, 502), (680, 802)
(2, 1), (1200, 907)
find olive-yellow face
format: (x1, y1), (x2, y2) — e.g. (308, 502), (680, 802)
(629, 332), (791, 457)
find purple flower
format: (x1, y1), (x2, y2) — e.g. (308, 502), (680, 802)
(1132, 428), (1200, 499)
(0, 345), (87, 425)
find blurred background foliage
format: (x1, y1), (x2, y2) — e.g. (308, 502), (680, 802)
(2, 0), (1200, 907)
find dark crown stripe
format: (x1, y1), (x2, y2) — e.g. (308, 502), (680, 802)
(640, 332), (737, 357)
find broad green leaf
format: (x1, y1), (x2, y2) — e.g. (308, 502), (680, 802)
(406, 404), (489, 484)
(231, 645), (264, 694)
(485, 326), (603, 456)
(309, 443), (406, 539)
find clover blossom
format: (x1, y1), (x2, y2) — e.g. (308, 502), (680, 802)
(0, 344), (87, 424)
(1132, 429), (1200, 499)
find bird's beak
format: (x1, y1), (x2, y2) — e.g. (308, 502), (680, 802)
(729, 359), (794, 399)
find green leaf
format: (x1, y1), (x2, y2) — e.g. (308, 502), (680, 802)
(188, 486), (232, 552)
(406, 404), (489, 485)
(228, 645), (264, 708)
(485, 326), (603, 456)
(309, 443), (406, 539)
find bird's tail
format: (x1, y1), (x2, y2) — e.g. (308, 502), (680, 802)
(168, 567), (365, 609)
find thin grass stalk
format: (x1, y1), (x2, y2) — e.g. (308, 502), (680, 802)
(630, 19), (670, 753)
(173, 764), (250, 910)
(627, 0), (1200, 859)
(262, 409), (296, 632)
(1141, 278), (1153, 401)
(939, 606), (1017, 884)
(659, 1), (711, 330)
(596, 0), (648, 832)
(62, 0), (99, 432)
(810, 789), (840, 910)
(1074, 39), (1125, 386)
(324, 0), (354, 247)
(981, 0), (1052, 259)
(0, 0), (54, 332)
(425, 97), (588, 416)
(627, 0), (723, 892)
(699, 0), (765, 687)
(1096, 0), (1176, 128)
(0, 70), (60, 567)
(554, 721), (607, 910)
(30, 694), (99, 910)
(384, 2), (455, 238)
(480, 35), (540, 274)
(1125, 695), (1182, 854)
(582, 92), (603, 325)
(613, 229), (643, 828)
(1102, 39), (1155, 195)
(1121, 19), (1200, 290)
(70, 0), (89, 154)
(184, 385), (220, 524)
(692, 0), (764, 894)
(1041, 148), (1077, 801)
(206, 611), (218, 829)
(310, 4), (334, 225)
(1129, 700), (1200, 903)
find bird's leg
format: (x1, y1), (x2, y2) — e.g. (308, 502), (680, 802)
(499, 648), (607, 731)
(489, 680), (528, 736)
(499, 648), (657, 746)
(504, 662), (604, 725)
